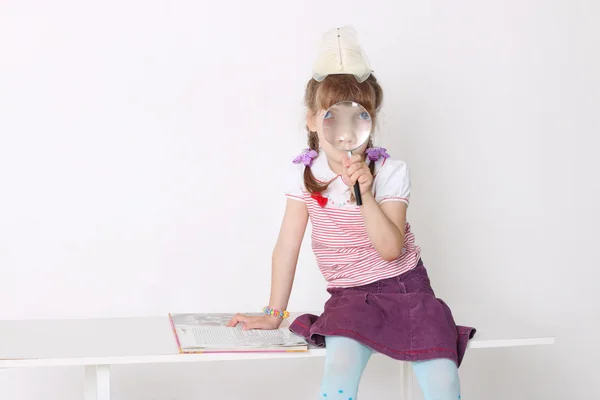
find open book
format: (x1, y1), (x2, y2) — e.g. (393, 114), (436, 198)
(169, 313), (308, 353)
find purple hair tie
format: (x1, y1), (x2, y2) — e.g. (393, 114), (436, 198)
(365, 147), (390, 161)
(293, 148), (319, 167)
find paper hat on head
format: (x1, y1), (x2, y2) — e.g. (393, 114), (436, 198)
(312, 26), (372, 83)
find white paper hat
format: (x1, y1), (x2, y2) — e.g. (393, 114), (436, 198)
(312, 26), (372, 83)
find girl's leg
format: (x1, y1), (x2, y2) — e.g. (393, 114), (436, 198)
(411, 358), (461, 400)
(320, 336), (373, 399)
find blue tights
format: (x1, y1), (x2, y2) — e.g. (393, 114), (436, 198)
(320, 336), (461, 400)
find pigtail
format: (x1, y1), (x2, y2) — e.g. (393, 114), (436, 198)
(303, 130), (331, 194)
(367, 137), (375, 176)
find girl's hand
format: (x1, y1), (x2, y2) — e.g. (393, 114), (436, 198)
(342, 154), (373, 195)
(226, 313), (282, 330)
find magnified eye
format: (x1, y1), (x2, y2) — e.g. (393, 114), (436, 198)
(324, 111), (333, 119)
(359, 111), (370, 120)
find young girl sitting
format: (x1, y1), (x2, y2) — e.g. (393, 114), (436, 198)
(229, 26), (475, 400)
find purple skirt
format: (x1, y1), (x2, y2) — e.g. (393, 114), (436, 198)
(290, 260), (476, 367)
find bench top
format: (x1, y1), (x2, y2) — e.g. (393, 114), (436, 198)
(0, 305), (555, 368)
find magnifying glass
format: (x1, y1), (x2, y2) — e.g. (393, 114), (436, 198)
(322, 101), (372, 206)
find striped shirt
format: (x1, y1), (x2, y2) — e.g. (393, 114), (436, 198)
(285, 150), (421, 288)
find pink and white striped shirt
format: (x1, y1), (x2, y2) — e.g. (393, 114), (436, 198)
(285, 150), (421, 288)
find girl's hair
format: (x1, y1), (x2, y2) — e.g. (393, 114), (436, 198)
(303, 74), (384, 194)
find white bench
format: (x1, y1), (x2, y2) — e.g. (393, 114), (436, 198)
(0, 306), (554, 400)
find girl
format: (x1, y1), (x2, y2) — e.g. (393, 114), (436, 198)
(229, 28), (475, 400)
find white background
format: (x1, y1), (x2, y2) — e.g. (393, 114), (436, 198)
(1, 0), (599, 399)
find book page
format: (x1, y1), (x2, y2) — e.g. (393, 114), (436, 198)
(170, 313), (306, 351)
(185, 326), (303, 348)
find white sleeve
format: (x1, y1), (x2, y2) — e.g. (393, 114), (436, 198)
(284, 162), (306, 202)
(374, 160), (411, 205)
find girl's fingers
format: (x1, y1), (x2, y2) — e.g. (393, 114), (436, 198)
(349, 165), (369, 178)
(227, 313), (247, 327)
(347, 162), (366, 177)
(357, 173), (371, 185)
(350, 154), (362, 164)
(345, 155), (362, 165)
(342, 154), (353, 169)
(351, 169), (372, 186)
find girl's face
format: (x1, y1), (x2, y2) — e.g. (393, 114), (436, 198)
(308, 105), (371, 165)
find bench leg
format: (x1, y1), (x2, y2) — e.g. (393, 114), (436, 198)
(401, 362), (413, 400)
(85, 365), (110, 400)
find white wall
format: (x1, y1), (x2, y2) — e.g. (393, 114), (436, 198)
(1, 0), (598, 399)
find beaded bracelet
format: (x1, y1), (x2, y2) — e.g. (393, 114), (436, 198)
(263, 306), (290, 319)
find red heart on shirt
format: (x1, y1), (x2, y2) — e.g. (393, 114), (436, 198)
(311, 192), (328, 207)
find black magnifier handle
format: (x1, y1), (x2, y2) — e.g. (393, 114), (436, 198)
(354, 181), (363, 206)
(349, 150), (363, 206)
